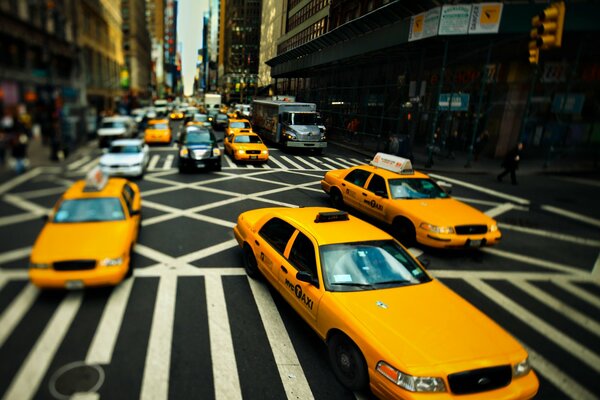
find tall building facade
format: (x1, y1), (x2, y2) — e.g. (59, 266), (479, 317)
(146, 0), (165, 98)
(164, 0), (179, 97)
(122, 0), (152, 104)
(206, 0), (220, 92)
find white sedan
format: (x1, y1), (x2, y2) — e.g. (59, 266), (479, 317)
(99, 139), (150, 179)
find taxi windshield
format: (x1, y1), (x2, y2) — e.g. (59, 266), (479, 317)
(388, 178), (448, 200)
(53, 198), (125, 223)
(234, 135), (262, 144)
(320, 240), (430, 292)
(149, 123), (168, 130)
(230, 121), (251, 129)
(109, 145), (141, 154)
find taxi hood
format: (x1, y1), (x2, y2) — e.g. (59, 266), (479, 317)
(32, 221), (132, 261)
(331, 280), (523, 369)
(399, 198), (495, 226)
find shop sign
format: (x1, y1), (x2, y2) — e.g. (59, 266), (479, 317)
(438, 5), (472, 35)
(409, 8), (440, 42)
(469, 3), (503, 34)
(552, 94), (585, 114)
(438, 93), (470, 111)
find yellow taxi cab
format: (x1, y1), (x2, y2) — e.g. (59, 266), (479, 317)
(29, 168), (142, 289)
(224, 131), (269, 162)
(144, 118), (172, 144)
(233, 207), (538, 399)
(321, 153), (502, 248)
(224, 118), (252, 137)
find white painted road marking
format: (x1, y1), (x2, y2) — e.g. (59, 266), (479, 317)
(428, 173), (530, 205)
(148, 155), (160, 170)
(541, 205), (600, 229)
(0, 284), (39, 348)
(481, 247), (588, 276)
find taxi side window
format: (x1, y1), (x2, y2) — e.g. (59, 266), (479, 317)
(344, 169), (371, 187)
(289, 232), (318, 283)
(259, 218), (296, 255)
(367, 174), (387, 196)
(122, 184), (135, 216)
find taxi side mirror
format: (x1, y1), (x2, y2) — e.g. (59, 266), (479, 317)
(296, 271), (318, 286)
(437, 181), (452, 195)
(130, 209), (141, 216)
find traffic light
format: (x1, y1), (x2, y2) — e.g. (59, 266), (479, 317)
(530, 1), (565, 63)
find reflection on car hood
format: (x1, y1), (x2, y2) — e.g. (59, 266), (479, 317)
(186, 143), (213, 149)
(98, 127), (127, 136)
(398, 198), (494, 226)
(332, 280), (523, 369)
(290, 125), (320, 134)
(100, 153), (144, 165)
(32, 222), (131, 261)
(234, 143), (267, 151)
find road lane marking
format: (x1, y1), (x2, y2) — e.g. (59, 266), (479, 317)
(512, 280), (600, 338)
(67, 155), (92, 170)
(481, 247), (588, 276)
(179, 239), (239, 264)
(349, 157), (366, 165)
(541, 205), (600, 229)
(0, 284), (38, 348)
(140, 274), (177, 400)
(3, 194), (49, 214)
(485, 202), (514, 218)
(206, 274), (242, 400)
(148, 155), (160, 170)
(309, 156), (335, 170)
(433, 270), (573, 280)
(465, 277), (600, 374)
(593, 252), (600, 280)
(267, 156), (287, 170)
(428, 173), (530, 205)
(4, 291), (82, 400)
(279, 156), (303, 169)
(0, 246), (32, 266)
(16, 186), (66, 199)
(498, 223), (600, 247)
(0, 167), (42, 196)
(334, 157), (357, 168)
(526, 346), (597, 400)
(80, 159), (99, 173)
(246, 163), (256, 169)
(553, 280), (600, 308)
(553, 176), (600, 188)
(86, 278), (134, 364)
(224, 155), (236, 168)
(294, 156), (319, 170)
(248, 279), (313, 400)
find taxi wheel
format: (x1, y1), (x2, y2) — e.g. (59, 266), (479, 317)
(125, 246), (134, 278)
(243, 244), (260, 279)
(393, 217), (416, 247)
(330, 189), (345, 210)
(328, 333), (368, 391)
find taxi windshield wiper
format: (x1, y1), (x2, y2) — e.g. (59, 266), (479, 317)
(331, 282), (376, 290)
(374, 279), (412, 286)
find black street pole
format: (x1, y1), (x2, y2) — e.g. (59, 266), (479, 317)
(426, 40), (448, 168)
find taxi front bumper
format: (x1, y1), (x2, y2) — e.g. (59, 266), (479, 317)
(233, 153), (268, 162)
(29, 265), (129, 288)
(417, 230), (502, 248)
(145, 133), (171, 143)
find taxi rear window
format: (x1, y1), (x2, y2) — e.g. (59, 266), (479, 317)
(54, 198), (125, 223)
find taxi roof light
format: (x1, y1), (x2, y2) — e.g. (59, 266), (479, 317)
(370, 152), (414, 175)
(314, 211), (349, 223)
(84, 167), (108, 192)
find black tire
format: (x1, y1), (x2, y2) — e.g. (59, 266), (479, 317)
(125, 246), (134, 279)
(243, 244), (260, 279)
(327, 333), (369, 391)
(393, 217), (416, 247)
(214, 161), (222, 171)
(330, 188), (345, 210)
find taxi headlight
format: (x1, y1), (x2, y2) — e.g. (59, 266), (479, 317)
(30, 262), (50, 269)
(212, 148), (221, 156)
(180, 146), (189, 157)
(237, 149), (245, 154)
(101, 257), (123, 267)
(489, 224), (499, 233)
(376, 361), (446, 392)
(261, 150), (268, 154)
(420, 222), (455, 234)
(512, 357), (532, 378)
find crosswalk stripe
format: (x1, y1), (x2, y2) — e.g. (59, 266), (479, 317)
(246, 164), (256, 169)
(279, 156), (303, 169)
(248, 279), (313, 399)
(294, 156), (319, 170)
(267, 156), (288, 170)
(163, 154), (174, 170)
(80, 159), (99, 174)
(512, 280), (600, 338)
(349, 157), (366, 165)
(140, 274), (177, 400)
(309, 156), (335, 170)
(3, 292), (82, 400)
(206, 275), (242, 400)
(481, 247), (587, 276)
(335, 157), (358, 168)
(148, 155), (160, 170)
(224, 155), (236, 168)
(322, 157), (348, 168)
(0, 167), (42, 196)
(0, 246), (31, 266)
(464, 277), (600, 374)
(86, 278), (134, 364)
(553, 280), (600, 309)
(0, 284), (38, 348)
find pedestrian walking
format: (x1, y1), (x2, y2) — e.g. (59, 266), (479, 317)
(11, 132), (29, 174)
(497, 142), (523, 185)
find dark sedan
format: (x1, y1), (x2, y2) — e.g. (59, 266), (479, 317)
(177, 126), (222, 172)
(212, 113), (229, 130)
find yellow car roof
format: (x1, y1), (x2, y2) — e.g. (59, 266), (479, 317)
(63, 178), (130, 200)
(261, 207), (392, 246)
(148, 119), (169, 125)
(354, 164), (430, 180)
(229, 118), (250, 124)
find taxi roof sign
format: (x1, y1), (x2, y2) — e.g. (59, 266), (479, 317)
(84, 166), (108, 191)
(370, 153), (414, 175)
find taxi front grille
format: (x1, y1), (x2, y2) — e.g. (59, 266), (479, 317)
(53, 260), (97, 271)
(448, 365), (512, 395)
(246, 150), (261, 155)
(455, 225), (487, 235)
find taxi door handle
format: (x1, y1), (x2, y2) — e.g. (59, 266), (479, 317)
(255, 240), (260, 246)
(362, 192), (368, 196)
(341, 183), (346, 187)
(280, 266), (287, 274)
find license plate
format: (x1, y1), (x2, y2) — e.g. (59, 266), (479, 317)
(468, 240), (482, 247)
(195, 162), (205, 168)
(250, 156), (257, 160)
(65, 280), (84, 289)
